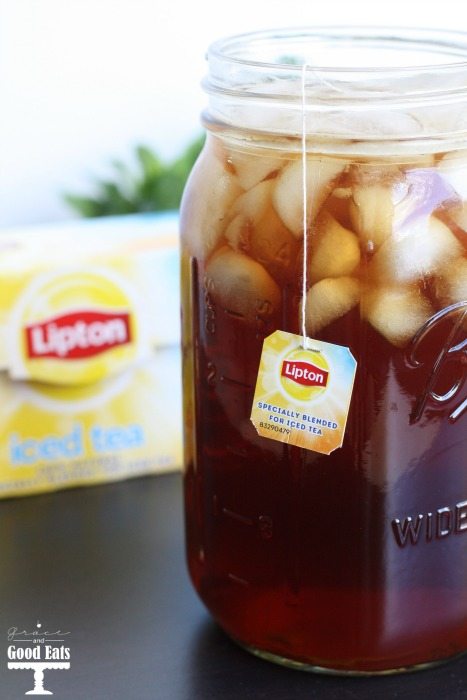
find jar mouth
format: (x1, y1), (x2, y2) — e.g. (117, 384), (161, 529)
(205, 27), (467, 107)
(203, 27), (467, 150)
(208, 27), (467, 76)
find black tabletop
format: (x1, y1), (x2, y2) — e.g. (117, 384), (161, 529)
(0, 473), (465, 700)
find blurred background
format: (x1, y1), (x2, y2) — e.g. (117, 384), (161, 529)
(1, 0), (465, 228)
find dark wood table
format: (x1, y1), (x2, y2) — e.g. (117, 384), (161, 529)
(0, 474), (465, 699)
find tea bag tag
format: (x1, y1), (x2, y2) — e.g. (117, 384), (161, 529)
(250, 331), (357, 454)
(251, 65), (356, 454)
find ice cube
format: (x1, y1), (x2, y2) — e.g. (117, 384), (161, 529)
(225, 214), (251, 252)
(450, 202), (467, 233)
(229, 180), (274, 223)
(349, 183), (393, 249)
(324, 189), (353, 229)
(248, 209), (300, 282)
(438, 150), (467, 200)
(309, 212), (360, 282)
(225, 150), (283, 190)
(181, 150), (242, 258)
(370, 216), (462, 284)
(205, 246), (281, 323)
(317, 109), (436, 160)
(273, 157), (345, 237)
(434, 257), (467, 306)
(225, 180), (300, 280)
(401, 168), (457, 224)
(304, 277), (360, 335)
(225, 212), (299, 283)
(349, 180), (408, 249)
(334, 109), (424, 140)
(350, 166), (454, 252)
(362, 285), (433, 347)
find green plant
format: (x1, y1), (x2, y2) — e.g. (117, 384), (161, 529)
(65, 134), (205, 217)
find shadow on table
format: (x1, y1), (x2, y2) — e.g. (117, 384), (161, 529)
(185, 619), (467, 700)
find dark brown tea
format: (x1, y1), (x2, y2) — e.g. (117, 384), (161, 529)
(181, 135), (467, 673)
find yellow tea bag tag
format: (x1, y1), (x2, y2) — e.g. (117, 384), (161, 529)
(251, 330), (357, 455)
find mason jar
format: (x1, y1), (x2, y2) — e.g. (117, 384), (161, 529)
(180, 27), (467, 674)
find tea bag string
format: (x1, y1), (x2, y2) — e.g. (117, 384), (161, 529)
(300, 62), (309, 350)
(300, 62), (347, 350)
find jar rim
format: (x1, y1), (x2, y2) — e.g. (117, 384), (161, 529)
(207, 26), (467, 75)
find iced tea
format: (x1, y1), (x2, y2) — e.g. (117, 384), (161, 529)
(181, 30), (467, 674)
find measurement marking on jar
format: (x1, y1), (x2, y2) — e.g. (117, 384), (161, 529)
(206, 361), (217, 386)
(258, 515), (274, 540)
(225, 444), (249, 458)
(224, 307), (245, 319)
(222, 508), (254, 526)
(203, 276), (217, 334)
(227, 573), (250, 587)
(220, 375), (253, 389)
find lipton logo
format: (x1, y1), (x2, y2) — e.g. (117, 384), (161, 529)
(25, 310), (132, 360)
(281, 360), (329, 387)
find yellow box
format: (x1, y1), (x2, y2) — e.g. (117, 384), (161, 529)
(0, 213), (182, 497)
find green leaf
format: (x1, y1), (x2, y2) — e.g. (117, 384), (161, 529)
(97, 182), (136, 215)
(136, 145), (163, 181)
(64, 134), (205, 218)
(64, 194), (105, 218)
(152, 169), (186, 210)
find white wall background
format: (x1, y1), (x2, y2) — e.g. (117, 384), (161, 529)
(0, 0), (466, 227)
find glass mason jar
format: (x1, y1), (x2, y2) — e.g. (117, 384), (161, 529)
(180, 27), (467, 674)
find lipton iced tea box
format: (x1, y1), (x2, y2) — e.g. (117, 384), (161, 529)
(0, 213), (182, 497)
